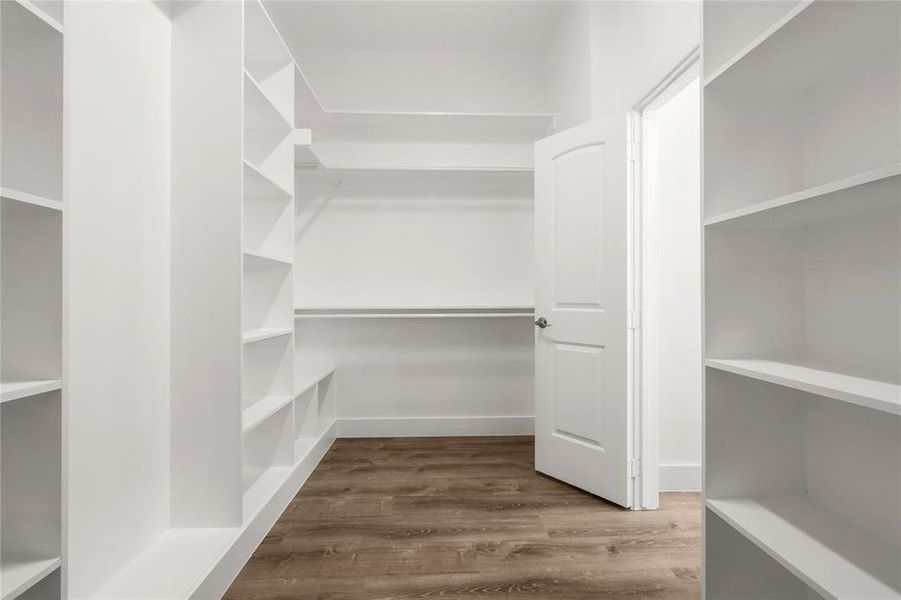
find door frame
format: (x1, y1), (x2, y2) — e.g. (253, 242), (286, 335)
(628, 47), (700, 510)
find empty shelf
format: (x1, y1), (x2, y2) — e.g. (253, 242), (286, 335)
(243, 160), (291, 200)
(294, 306), (535, 319)
(0, 187), (63, 211)
(1, 380), (62, 404)
(244, 70), (292, 135)
(243, 465), (290, 522)
(12, 0), (63, 34)
(242, 396), (292, 433)
(706, 358), (900, 416)
(92, 528), (238, 600)
(295, 362), (335, 397)
(1, 556), (60, 600)
(705, 165), (901, 227)
(706, 495), (901, 599)
(243, 249), (292, 267)
(242, 328), (292, 344)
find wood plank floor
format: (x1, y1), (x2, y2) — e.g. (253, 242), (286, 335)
(226, 436), (701, 599)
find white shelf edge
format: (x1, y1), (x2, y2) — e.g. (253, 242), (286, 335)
(13, 0), (63, 34)
(0, 379), (62, 404)
(243, 69), (292, 133)
(703, 0), (815, 88)
(706, 496), (901, 600)
(706, 358), (900, 416)
(294, 306), (535, 319)
(243, 249), (292, 267)
(704, 164), (901, 226)
(243, 159), (292, 199)
(242, 328), (292, 345)
(1, 556), (61, 600)
(0, 187), (63, 212)
(302, 164), (535, 173)
(294, 364), (335, 398)
(319, 109), (556, 120)
(242, 396), (292, 433)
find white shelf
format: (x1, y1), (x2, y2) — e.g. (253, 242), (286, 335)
(244, 70), (292, 135)
(13, 0), (63, 34)
(706, 358), (900, 416)
(707, 495), (901, 600)
(243, 249), (292, 268)
(242, 465), (290, 522)
(242, 328), (292, 345)
(703, 0), (812, 88)
(1, 556), (60, 600)
(705, 165), (901, 227)
(295, 362), (335, 397)
(705, 1), (900, 94)
(0, 187), (63, 211)
(242, 396), (292, 433)
(243, 160), (291, 201)
(92, 528), (238, 600)
(294, 306), (535, 319)
(0, 380), (62, 404)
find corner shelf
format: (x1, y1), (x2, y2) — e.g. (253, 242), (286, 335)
(242, 328), (292, 345)
(242, 396), (292, 433)
(0, 187), (63, 212)
(243, 249), (292, 268)
(0, 380), (62, 404)
(244, 70), (292, 136)
(706, 359), (900, 416)
(295, 362), (335, 398)
(705, 164), (900, 227)
(294, 306), (535, 319)
(707, 495), (901, 599)
(243, 160), (291, 201)
(1, 556), (60, 600)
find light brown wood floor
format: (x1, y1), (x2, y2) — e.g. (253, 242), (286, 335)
(225, 436), (701, 599)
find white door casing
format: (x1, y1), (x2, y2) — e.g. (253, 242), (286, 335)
(534, 115), (633, 508)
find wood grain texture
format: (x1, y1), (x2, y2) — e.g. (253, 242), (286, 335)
(226, 437), (701, 599)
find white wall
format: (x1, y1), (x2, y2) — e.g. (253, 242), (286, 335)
(300, 50), (548, 114)
(65, 2), (172, 596)
(645, 79), (702, 491)
(543, 2), (592, 129)
(590, 1), (700, 116)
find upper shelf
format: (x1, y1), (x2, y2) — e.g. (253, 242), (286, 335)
(705, 165), (900, 228)
(1, 380), (62, 404)
(706, 358), (900, 416)
(707, 495), (901, 599)
(244, 70), (292, 136)
(243, 160), (291, 200)
(705, 0), (900, 93)
(13, 0), (63, 34)
(294, 306), (535, 319)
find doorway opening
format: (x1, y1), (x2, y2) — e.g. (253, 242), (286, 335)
(633, 50), (703, 510)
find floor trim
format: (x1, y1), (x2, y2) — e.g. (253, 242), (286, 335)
(659, 463), (701, 491)
(337, 415), (535, 438)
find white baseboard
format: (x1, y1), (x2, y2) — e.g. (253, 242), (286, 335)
(659, 463), (701, 491)
(192, 421), (337, 599)
(337, 415), (535, 437)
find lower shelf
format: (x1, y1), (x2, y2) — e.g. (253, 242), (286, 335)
(93, 528), (239, 600)
(242, 396), (292, 433)
(706, 495), (901, 599)
(1, 556), (60, 600)
(0, 380), (62, 404)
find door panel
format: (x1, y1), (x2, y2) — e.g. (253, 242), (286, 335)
(534, 116), (632, 507)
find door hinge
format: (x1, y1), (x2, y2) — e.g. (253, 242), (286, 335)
(628, 458), (641, 479)
(627, 141), (641, 162)
(627, 310), (641, 330)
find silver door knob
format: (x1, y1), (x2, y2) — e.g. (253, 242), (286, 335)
(534, 317), (549, 328)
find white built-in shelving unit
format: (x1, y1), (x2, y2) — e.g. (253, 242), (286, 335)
(0, 1), (64, 599)
(703, 1), (901, 597)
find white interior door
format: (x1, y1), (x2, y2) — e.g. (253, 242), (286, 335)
(534, 115), (633, 507)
